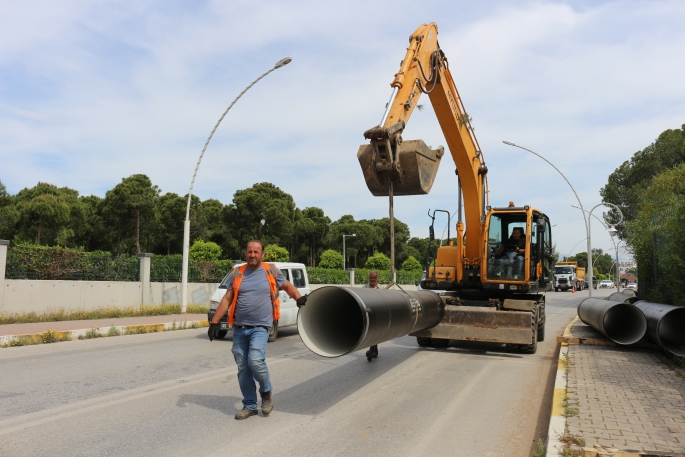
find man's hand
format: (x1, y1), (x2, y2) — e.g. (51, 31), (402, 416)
(208, 322), (220, 341)
(296, 295), (308, 308)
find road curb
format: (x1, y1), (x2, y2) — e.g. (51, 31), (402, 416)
(546, 316), (580, 457)
(0, 319), (209, 348)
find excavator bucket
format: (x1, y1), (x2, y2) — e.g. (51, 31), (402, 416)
(357, 139), (444, 196)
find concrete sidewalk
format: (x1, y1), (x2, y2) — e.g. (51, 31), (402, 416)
(550, 319), (685, 457)
(0, 314), (208, 346)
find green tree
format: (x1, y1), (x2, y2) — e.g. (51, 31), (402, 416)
(566, 248), (611, 273)
(230, 182), (296, 247)
(372, 217), (410, 268)
(401, 255), (422, 272)
(319, 249), (343, 269)
(296, 207), (331, 267)
(0, 180), (18, 240)
(327, 215), (384, 267)
(601, 124), (685, 236)
(118, 175), (159, 253)
(154, 192), (186, 254)
(16, 193), (70, 245)
(626, 163), (685, 305)
(365, 252), (391, 270)
(264, 244), (289, 262)
(189, 239), (222, 261)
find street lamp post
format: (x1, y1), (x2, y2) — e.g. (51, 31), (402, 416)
(611, 237), (624, 292)
(342, 234), (356, 270)
(502, 141), (591, 293)
(586, 202), (623, 297)
(180, 57), (292, 313)
(571, 203), (624, 296)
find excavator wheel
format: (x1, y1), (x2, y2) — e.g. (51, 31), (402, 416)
(430, 338), (450, 348)
(520, 305), (539, 354)
(416, 337), (432, 347)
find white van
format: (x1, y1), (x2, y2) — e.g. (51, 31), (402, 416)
(207, 262), (310, 342)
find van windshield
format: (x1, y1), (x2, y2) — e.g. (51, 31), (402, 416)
(555, 266), (573, 274)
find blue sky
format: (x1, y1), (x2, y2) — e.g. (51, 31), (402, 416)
(1, 0), (684, 262)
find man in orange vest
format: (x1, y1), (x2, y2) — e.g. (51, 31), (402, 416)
(209, 240), (307, 420)
(363, 271), (380, 361)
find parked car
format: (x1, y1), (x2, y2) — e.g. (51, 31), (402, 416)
(626, 283), (637, 290)
(599, 280), (615, 289)
(584, 276), (597, 289)
(207, 262), (310, 342)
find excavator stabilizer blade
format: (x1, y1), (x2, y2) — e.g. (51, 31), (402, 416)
(357, 139), (444, 196)
(410, 305), (534, 344)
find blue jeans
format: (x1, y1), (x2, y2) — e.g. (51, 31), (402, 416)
(498, 255), (524, 278)
(231, 327), (272, 410)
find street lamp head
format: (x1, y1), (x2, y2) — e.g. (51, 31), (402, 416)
(502, 141), (516, 146)
(608, 225), (618, 238)
(275, 56), (293, 68)
(352, 234), (356, 237)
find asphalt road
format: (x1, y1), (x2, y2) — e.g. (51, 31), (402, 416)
(0, 289), (613, 457)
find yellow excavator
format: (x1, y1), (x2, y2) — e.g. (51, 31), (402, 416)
(357, 23), (554, 353)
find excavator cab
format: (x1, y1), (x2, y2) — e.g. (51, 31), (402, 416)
(483, 206), (554, 292)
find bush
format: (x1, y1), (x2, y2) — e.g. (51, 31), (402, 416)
(365, 253), (391, 270)
(189, 240), (221, 261)
(319, 249), (343, 269)
(264, 244), (289, 262)
(401, 256), (423, 272)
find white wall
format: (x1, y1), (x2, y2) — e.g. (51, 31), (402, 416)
(1, 279), (219, 314)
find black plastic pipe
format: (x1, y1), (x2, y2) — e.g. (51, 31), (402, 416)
(606, 292), (639, 304)
(633, 301), (685, 357)
(297, 286), (444, 357)
(578, 297), (647, 345)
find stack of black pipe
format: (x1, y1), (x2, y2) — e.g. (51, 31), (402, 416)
(578, 294), (685, 356)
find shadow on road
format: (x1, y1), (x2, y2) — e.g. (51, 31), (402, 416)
(177, 394), (242, 416)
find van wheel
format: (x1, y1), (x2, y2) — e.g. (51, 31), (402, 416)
(267, 321), (279, 342)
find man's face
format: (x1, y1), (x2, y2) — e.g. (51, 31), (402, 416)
(246, 242), (264, 268)
(512, 229), (522, 240)
(369, 273), (378, 287)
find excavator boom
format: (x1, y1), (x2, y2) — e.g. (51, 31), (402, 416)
(358, 22), (487, 264)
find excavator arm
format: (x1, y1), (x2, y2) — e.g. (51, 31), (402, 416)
(358, 22), (488, 271)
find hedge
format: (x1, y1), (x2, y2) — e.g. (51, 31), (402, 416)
(306, 268), (422, 285)
(5, 245), (232, 283)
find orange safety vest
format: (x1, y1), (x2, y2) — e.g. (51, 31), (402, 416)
(227, 263), (281, 326)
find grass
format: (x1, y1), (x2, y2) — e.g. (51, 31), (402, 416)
(78, 327), (103, 340)
(558, 429), (585, 457)
(2, 319), (208, 349)
(0, 304), (209, 325)
(1, 329), (71, 348)
(533, 438), (545, 457)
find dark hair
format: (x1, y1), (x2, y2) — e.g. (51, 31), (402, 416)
(512, 227), (524, 235)
(246, 240), (265, 252)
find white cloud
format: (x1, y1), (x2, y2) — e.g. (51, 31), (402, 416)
(1, 0), (684, 258)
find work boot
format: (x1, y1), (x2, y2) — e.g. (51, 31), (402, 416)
(235, 407), (258, 420)
(261, 392), (274, 415)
